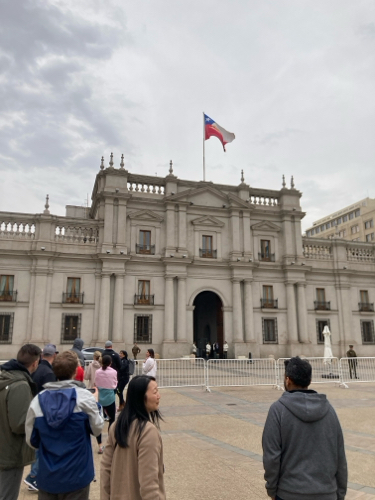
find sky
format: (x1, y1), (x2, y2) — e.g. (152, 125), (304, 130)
(1, 0), (375, 231)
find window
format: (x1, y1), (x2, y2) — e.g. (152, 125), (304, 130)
(0, 275), (15, 302)
(360, 290), (369, 303)
(361, 320), (375, 344)
(260, 240), (274, 261)
(355, 209), (360, 217)
(135, 280), (154, 305)
(315, 227), (320, 234)
(306, 231), (311, 237)
(339, 229), (347, 238)
(321, 225), (325, 231)
(326, 222), (331, 229)
(61, 314), (81, 343)
(349, 212), (354, 220)
(261, 286), (277, 308)
(311, 229), (315, 235)
(343, 215), (348, 222)
(359, 291), (373, 311)
(351, 225), (359, 234)
(137, 230), (154, 254)
(364, 220), (373, 229)
(315, 289), (330, 310)
(366, 233), (375, 242)
(316, 319), (330, 344)
(64, 278), (82, 303)
(337, 217), (342, 225)
(0, 313), (14, 344)
(200, 235), (215, 258)
(134, 314), (152, 343)
(262, 318), (278, 343)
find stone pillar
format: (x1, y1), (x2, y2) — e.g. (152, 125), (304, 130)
(232, 278), (243, 342)
(244, 279), (255, 342)
(242, 211), (252, 257)
(42, 272), (53, 343)
(337, 285), (351, 353)
(297, 282), (309, 343)
(164, 277), (174, 341)
(116, 200), (127, 249)
(92, 272), (102, 343)
(178, 205), (187, 252)
(25, 272), (36, 342)
(103, 198), (114, 245)
(98, 273), (111, 341)
(285, 282), (298, 344)
(30, 272), (48, 342)
(177, 277), (187, 341)
(230, 209), (241, 258)
(112, 273), (125, 342)
(165, 204), (175, 254)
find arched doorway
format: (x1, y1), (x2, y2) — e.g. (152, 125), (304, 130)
(193, 291), (223, 358)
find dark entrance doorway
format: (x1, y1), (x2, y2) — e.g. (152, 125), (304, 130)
(193, 291), (223, 358)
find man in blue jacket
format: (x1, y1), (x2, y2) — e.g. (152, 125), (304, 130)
(262, 357), (347, 500)
(25, 350), (103, 500)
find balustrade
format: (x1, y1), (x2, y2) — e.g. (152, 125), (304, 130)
(249, 194), (278, 206)
(347, 246), (374, 262)
(127, 182), (165, 194)
(303, 243), (332, 259)
(55, 224), (99, 244)
(0, 221), (36, 239)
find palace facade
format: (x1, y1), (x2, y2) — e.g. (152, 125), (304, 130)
(1, 157), (375, 360)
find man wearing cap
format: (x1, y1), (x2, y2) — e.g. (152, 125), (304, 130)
(24, 344), (58, 492)
(346, 344), (358, 379)
(104, 341), (121, 372)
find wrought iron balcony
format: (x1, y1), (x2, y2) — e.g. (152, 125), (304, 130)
(261, 298), (278, 309)
(199, 249), (217, 258)
(258, 252), (275, 262)
(62, 293), (84, 304)
(136, 244), (155, 255)
(359, 302), (374, 312)
(0, 291), (17, 302)
(314, 301), (331, 311)
(134, 294), (155, 305)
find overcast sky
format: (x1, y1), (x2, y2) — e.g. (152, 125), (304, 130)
(1, 0), (375, 230)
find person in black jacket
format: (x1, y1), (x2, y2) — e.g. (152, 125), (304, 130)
(104, 341), (121, 373)
(117, 350), (130, 412)
(24, 344), (58, 492)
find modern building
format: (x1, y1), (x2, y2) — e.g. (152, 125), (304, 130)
(1, 158), (375, 360)
(305, 197), (375, 242)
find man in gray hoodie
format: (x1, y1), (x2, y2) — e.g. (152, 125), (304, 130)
(70, 338), (85, 367)
(262, 357), (347, 500)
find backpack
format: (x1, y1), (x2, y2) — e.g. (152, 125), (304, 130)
(128, 359), (135, 375)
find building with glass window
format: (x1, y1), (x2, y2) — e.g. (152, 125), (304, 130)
(1, 158), (375, 360)
(305, 197), (375, 243)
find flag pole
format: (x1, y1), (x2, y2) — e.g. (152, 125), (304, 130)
(203, 112), (206, 181)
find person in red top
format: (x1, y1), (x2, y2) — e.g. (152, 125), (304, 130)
(74, 365), (85, 382)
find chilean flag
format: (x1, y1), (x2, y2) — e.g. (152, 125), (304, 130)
(204, 113), (235, 152)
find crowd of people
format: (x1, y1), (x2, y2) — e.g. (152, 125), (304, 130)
(0, 339), (161, 500)
(0, 340), (350, 500)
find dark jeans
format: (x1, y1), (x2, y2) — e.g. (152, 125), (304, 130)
(117, 377), (129, 406)
(103, 401), (116, 429)
(0, 467), (23, 500)
(38, 484), (90, 500)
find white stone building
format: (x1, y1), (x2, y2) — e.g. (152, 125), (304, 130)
(1, 157), (375, 360)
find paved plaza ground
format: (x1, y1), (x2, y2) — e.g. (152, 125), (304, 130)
(19, 381), (375, 499)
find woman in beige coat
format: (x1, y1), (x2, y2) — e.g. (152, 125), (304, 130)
(84, 351), (102, 389)
(100, 375), (165, 500)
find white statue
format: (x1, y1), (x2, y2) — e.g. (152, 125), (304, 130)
(322, 325), (334, 364)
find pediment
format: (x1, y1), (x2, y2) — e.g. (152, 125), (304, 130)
(128, 209), (164, 222)
(166, 186), (249, 209)
(251, 220), (281, 232)
(191, 215), (225, 228)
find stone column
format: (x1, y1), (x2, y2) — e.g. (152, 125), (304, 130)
(112, 273), (125, 342)
(165, 204), (175, 253)
(98, 273), (111, 341)
(116, 200), (127, 248)
(178, 206), (187, 251)
(25, 272), (36, 342)
(285, 282), (298, 343)
(103, 198), (114, 245)
(337, 285), (351, 352)
(232, 278), (243, 342)
(244, 279), (255, 342)
(164, 276), (174, 341)
(42, 272), (53, 343)
(230, 209), (241, 258)
(242, 211), (252, 257)
(30, 272), (48, 342)
(297, 282), (309, 343)
(92, 272), (102, 343)
(177, 277), (187, 341)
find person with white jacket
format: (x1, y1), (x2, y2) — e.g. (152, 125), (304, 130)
(142, 349), (157, 378)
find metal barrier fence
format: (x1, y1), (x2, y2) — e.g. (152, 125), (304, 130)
(206, 358), (277, 389)
(339, 357), (375, 387)
(276, 357), (340, 389)
(152, 357), (206, 389)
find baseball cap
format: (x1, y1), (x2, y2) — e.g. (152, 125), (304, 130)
(105, 340), (113, 348)
(43, 344), (59, 356)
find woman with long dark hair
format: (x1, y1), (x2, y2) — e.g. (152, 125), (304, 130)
(100, 375), (165, 500)
(95, 355), (117, 430)
(117, 350), (130, 412)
